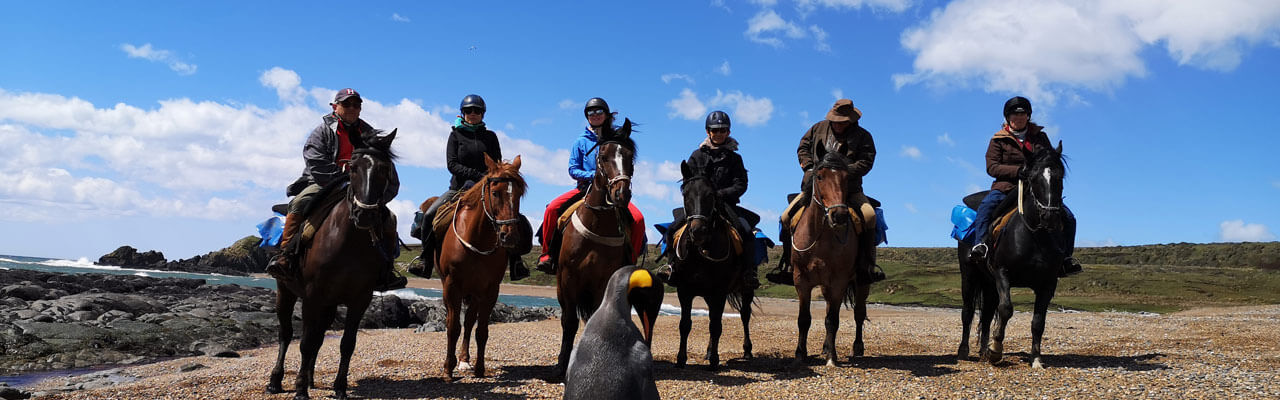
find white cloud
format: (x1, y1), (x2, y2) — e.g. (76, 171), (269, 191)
(750, 0), (779, 6)
(661, 73), (695, 85)
(504, 122), (516, 131)
(1078, 238), (1121, 247)
(1219, 220), (1276, 242)
(810, 25), (831, 52)
(632, 160), (681, 202)
(259, 67), (305, 104)
(717, 60), (732, 76)
(666, 88), (708, 121)
(710, 90), (774, 126)
(795, 0), (914, 14)
(894, 0), (1280, 104)
(903, 203), (918, 213)
(391, 13), (410, 23)
(831, 88), (844, 100)
(937, 132), (954, 146)
(900, 145), (923, 160)
(745, 10), (807, 48)
(558, 99), (576, 110)
(120, 43), (197, 76)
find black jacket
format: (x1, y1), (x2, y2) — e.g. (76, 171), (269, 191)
(446, 125), (502, 190)
(687, 138), (748, 205)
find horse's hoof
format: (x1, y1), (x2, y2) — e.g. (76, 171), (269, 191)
(853, 343), (865, 358)
(473, 367), (485, 378)
(743, 351), (754, 360)
(988, 352), (1003, 365)
(457, 361), (473, 372)
(266, 383), (283, 394)
(1032, 357), (1044, 369)
(957, 345), (969, 360)
(442, 372), (455, 383)
(293, 393), (310, 400)
(825, 358), (837, 367)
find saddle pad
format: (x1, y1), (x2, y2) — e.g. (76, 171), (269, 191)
(555, 198), (587, 231)
(430, 195), (461, 238)
(300, 189), (347, 244)
(671, 220), (745, 257)
(991, 208), (1017, 243)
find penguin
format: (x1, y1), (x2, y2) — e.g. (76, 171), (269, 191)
(564, 265), (664, 400)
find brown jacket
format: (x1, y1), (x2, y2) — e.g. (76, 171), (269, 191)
(986, 123), (1053, 193)
(797, 120), (876, 190)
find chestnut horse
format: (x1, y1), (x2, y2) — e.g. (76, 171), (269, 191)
(957, 142), (1070, 368)
(267, 130), (400, 400)
(551, 119), (660, 381)
(435, 155), (526, 381)
(671, 160), (754, 370)
(788, 144), (870, 368)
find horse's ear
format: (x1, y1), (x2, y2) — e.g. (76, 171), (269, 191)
(1056, 140), (1063, 155)
(386, 128), (397, 142)
(511, 155), (522, 171)
(680, 160), (692, 180)
(484, 153), (498, 172)
(618, 118), (632, 139)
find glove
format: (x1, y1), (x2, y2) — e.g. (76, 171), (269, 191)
(851, 160), (871, 174)
(1017, 166), (1030, 181)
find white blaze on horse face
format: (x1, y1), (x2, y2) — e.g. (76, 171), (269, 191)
(613, 148), (625, 180)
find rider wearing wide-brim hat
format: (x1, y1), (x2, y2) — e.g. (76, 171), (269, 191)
(411, 94), (533, 281)
(965, 96), (1082, 276)
(657, 110), (762, 289)
(534, 97), (647, 273)
(767, 98), (886, 286)
(266, 88), (407, 291)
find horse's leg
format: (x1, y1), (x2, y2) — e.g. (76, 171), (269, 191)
(552, 301), (579, 382)
(989, 269), (1014, 365)
(739, 287), (754, 359)
(793, 284), (812, 368)
(851, 282), (870, 359)
(295, 304), (336, 400)
(705, 293), (726, 371)
(977, 281), (998, 362)
(473, 296), (497, 378)
(267, 288), (297, 394)
(333, 298), (371, 400)
(676, 290), (694, 368)
(1030, 280), (1057, 369)
(821, 284), (843, 367)
(462, 300), (477, 367)
(442, 289), (462, 382)
(958, 263), (976, 360)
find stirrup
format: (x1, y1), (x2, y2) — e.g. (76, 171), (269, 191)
(969, 243), (988, 260)
(655, 264), (678, 286)
(1060, 257), (1083, 277)
(765, 266), (793, 286)
(374, 270), (408, 292)
(868, 264), (886, 283)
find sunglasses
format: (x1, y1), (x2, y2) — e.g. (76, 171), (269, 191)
(462, 108), (484, 115)
(586, 109), (607, 116)
(709, 128), (729, 134)
(340, 100), (362, 108)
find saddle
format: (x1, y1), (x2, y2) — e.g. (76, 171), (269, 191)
(430, 194), (462, 241)
(549, 196), (635, 262)
(783, 192), (877, 235)
(668, 216), (745, 257)
(299, 184), (348, 245)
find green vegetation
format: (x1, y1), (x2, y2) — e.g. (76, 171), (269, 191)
(395, 242), (1280, 313)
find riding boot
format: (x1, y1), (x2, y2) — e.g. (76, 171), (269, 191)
(742, 259), (761, 290)
(855, 234), (886, 285)
(765, 226), (794, 286)
(374, 264), (408, 292)
(509, 253), (530, 281)
(656, 264), (679, 287)
(265, 213), (303, 280)
(968, 241), (988, 266)
(1060, 257), (1083, 277)
(408, 230), (435, 278)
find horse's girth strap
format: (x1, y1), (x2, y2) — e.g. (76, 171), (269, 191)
(569, 211), (627, 247)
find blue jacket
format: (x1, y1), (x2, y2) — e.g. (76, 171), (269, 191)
(568, 127), (599, 189)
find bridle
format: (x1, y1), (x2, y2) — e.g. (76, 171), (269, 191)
(452, 176), (521, 255)
(585, 140), (632, 209)
(673, 175), (731, 262)
(347, 149), (397, 261)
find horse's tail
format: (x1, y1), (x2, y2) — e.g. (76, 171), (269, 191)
(726, 289), (757, 313)
(575, 301), (595, 322)
(842, 285), (858, 311)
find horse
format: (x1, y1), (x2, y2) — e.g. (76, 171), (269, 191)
(551, 119), (660, 381)
(267, 129), (400, 400)
(956, 141), (1070, 369)
(670, 160), (754, 370)
(435, 155), (527, 382)
(788, 144), (870, 368)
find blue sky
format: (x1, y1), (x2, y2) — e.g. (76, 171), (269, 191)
(2, 0), (1278, 260)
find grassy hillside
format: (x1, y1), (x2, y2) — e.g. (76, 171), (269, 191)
(395, 242), (1280, 313)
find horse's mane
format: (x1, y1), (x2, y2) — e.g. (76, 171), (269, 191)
(817, 148), (850, 170)
(357, 131), (398, 160)
(458, 160), (526, 205)
(1030, 145), (1068, 177)
(597, 119), (639, 154)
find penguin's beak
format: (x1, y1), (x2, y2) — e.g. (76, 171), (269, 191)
(640, 312), (654, 346)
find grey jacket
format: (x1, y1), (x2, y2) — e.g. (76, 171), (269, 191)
(298, 113), (399, 197)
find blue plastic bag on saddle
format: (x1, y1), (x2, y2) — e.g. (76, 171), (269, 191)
(950, 204), (976, 242)
(257, 212), (286, 248)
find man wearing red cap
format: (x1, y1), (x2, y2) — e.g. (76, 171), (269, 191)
(266, 88), (408, 291)
(767, 98), (886, 286)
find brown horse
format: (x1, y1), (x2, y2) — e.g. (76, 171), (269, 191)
(551, 119), (660, 381)
(788, 146), (870, 368)
(434, 155), (526, 381)
(267, 130), (400, 400)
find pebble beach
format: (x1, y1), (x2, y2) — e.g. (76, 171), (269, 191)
(23, 280), (1280, 400)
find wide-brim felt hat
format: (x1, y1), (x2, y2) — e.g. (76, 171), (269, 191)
(825, 98), (862, 122)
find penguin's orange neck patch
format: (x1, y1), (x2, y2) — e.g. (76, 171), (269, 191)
(628, 269), (653, 290)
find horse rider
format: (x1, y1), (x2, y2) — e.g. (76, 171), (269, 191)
(266, 88), (408, 291)
(414, 94), (533, 281)
(535, 97), (646, 273)
(657, 110), (761, 289)
(965, 96), (1082, 276)
(767, 98), (886, 286)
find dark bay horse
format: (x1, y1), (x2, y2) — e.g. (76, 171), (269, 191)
(671, 160), (754, 370)
(788, 146), (870, 368)
(436, 155), (526, 381)
(552, 119), (660, 381)
(267, 130), (400, 400)
(957, 141), (1069, 369)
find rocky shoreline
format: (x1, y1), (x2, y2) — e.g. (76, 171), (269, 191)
(94, 236), (273, 277)
(0, 268), (558, 396)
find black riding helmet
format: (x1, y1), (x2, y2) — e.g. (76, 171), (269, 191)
(461, 94), (486, 113)
(1003, 96), (1032, 119)
(584, 97), (610, 117)
(705, 110), (730, 130)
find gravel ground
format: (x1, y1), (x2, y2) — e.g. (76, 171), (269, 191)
(25, 301), (1280, 399)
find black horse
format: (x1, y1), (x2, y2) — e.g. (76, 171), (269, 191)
(957, 141), (1071, 369)
(669, 160), (755, 370)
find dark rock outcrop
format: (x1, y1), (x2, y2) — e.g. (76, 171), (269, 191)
(94, 236), (275, 276)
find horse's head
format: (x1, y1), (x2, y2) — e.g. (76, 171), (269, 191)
(812, 141), (853, 228)
(1021, 140), (1067, 231)
(679, 160), (717, 246)
(480, 154), (527, 249)
(348, 129), (399, 230)
(594, 118), (636, 207)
